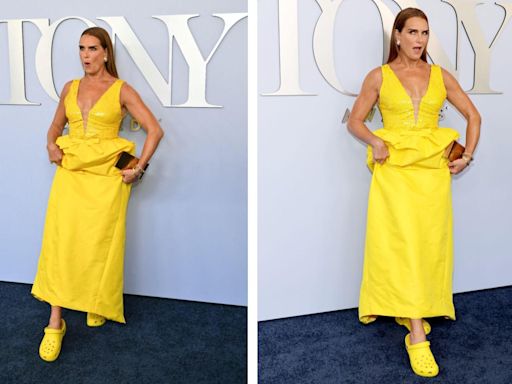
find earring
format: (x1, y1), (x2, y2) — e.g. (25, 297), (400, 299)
(104, 57), (108, 62)
(397, 41), (400, 47)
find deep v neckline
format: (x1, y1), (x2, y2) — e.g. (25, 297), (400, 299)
(386, 64), (433, 124)
(76, 79), (117, 132)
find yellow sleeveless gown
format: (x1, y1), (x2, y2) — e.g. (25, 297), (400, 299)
(32, 79), (135, 323)
(359, 64), (459, 322)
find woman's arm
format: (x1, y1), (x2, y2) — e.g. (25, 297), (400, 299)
(47, 81), (72, 165)
(120, 83), (164, 183)
(347, 68), (388, 164)
(442, 68), (481, 174)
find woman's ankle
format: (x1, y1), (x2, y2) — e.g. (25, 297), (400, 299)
(409, 330), (427, 344)
(48, 317), (62, 329)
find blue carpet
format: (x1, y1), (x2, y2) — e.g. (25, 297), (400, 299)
(0, 281), (246, 384)
(259, 286), (512, 384)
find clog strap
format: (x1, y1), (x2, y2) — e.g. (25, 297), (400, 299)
(406, 340), (431, 351)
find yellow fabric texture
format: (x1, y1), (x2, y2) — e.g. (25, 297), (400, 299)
(32, 79), (135, 323)
(358, 64), (459, 323)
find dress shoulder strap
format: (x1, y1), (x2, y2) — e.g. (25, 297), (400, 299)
(107, 79), (125, 100)
(113, 78), (125, 93)
(63, 79), (80, 108)
(379, 64), (395, 98)
(380, 64), (390, 77)
(65, 79), (79, 95)
(429, 64), (447, 95)
(69, 79), (80, 94)
(430, 64), (442, 79)
(380, 64), (395, 87)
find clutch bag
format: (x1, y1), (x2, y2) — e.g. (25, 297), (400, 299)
(115, 151), (149, 171)
(444, 141), (465, 162)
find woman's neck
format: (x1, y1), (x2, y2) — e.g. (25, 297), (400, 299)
(83, 67), (111, 82)
(393, 53), (425, 69)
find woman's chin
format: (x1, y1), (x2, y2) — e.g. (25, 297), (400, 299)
(411, 49), (423, 57)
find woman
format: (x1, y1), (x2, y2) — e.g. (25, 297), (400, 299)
(32, 27), (164, 362)
(347, 8), (480, 377)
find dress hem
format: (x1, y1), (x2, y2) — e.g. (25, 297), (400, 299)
(31, 290), (126, 324)
(359, 312), (456, 324)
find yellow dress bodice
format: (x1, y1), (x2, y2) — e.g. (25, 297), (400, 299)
(367, 64), (459, 171)
(379, 64), (445, 131)
(64, 79), (124, 139)
(55, 78), (135, 176)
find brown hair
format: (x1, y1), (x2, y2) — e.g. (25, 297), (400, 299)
(387, 8), (428, 64)
(81, 27), (119, 78)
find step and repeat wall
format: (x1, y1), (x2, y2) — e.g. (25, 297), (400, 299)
(0, 0), (247, 306)
(259, 0), (512, 320)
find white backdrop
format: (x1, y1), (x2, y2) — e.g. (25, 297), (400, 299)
(259, 0), (512, 320)
(0, 0), (247, 306)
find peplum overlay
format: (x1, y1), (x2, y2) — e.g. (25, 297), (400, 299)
(359, 64), (458, 323)
(32, 79), (134, 323)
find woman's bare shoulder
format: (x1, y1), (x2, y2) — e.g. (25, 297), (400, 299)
(119, 81), (142, 100)
(362, 66), (383, 91)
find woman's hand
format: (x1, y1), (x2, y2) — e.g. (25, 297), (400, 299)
(372, 139), (389, 164)
(47, 143), (63, 165)
(448, 158), (469, 174)
(121, 168), (142, 184)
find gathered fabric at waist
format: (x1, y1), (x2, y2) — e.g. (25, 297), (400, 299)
(56, 134), (135, 176)
(367, 126), (459, 172)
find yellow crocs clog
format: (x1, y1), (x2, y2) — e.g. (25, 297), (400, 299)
(395, 317), (431, 335)
(405, 333), (439, 377)
(39, 319), (66, 362)
(87, 312), (106, 327)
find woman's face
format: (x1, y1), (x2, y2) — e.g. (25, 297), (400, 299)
(395, 16), (429, 61)
(79, 34), (107, 75)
